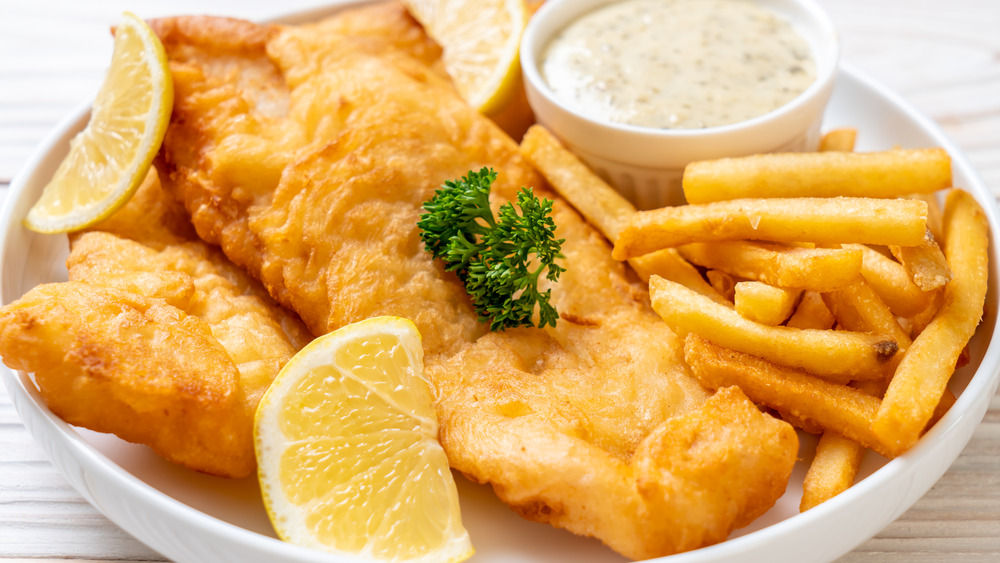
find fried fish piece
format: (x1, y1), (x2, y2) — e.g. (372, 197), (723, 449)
(67, 230), (313, 415)
(0, 282), (254, 477)
(70, 171), (313, 413)
(151, 4), (797, 557)
(0, 170), (312, 477)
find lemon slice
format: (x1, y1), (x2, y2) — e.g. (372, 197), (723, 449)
(255, 316), (473, 563)
(25, 12), (172, 233)
(402, 0), (527, 114)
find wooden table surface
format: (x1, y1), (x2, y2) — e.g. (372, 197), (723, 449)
(1, 1), (998, 561)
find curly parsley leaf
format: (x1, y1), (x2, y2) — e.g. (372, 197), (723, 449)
(418, 168), (565, 331)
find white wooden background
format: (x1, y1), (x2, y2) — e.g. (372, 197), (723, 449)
(1, 0), (999, 561)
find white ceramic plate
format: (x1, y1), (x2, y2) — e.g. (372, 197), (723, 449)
(3, 4), (1000, 562)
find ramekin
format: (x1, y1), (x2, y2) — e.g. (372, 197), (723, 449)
(520, 0), (840, 209)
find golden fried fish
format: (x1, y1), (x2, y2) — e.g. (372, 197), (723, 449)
(0, 281), (254, 477)
(151, 3), (797, 557)
(0, 170), (312, 477)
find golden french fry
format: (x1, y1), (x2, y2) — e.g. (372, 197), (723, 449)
(873, 189), (989, 454)
(683, 334), (893, 458)
(846, 244), (938, 318)
(812, 124), (860, 464)
(778, 410), (826, 435)
(705, 270), (739, 302)
(800, 432), (865, 511)
(520, 125), (635, 239)
(650, 276), (899, 383)
(629, 249), (728, 303)
(518, 124), (725, 303)
(734, 281), (801, 326)
(679, 241), (862, 293)
(822, 281), (912, 349)
(815, 122), (859, 431)
(801, 269), (947, 507)
(906, 291), (944, 338)
(682, 148), (952, 203)
(850, 377), (955, 434)
(889, 229), (951, 291)
(613, 198), (928, 260)
(853, 379), (888, 398)
(818, 128), (858, 152)
(822, 279), (912, 434)
(911, 192), (945, 242)
(927, 385), (958, 431)
(798, 378), (886, 511)
(786, 291), (836, 330)
(811, 125), (867, 464)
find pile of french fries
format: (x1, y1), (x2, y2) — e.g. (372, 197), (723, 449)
(520, 124), (989, 512)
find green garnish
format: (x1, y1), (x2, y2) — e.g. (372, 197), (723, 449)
(418, 167), (565, 331)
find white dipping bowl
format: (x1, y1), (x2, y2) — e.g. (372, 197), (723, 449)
(520, 0), (840, 209)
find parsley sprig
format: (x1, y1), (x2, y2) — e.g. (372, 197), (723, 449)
(418, 168), (565, 331)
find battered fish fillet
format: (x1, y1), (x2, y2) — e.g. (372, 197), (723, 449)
(0, 170), (312, 478)
(152, 3), (797, 558)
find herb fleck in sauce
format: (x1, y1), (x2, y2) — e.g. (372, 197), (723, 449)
(541, 0), (817, 129)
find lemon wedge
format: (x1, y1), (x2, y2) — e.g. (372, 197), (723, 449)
(254, 316), (473, 563)
(402, 0), (527, 114)
(25, 12), (172, 233)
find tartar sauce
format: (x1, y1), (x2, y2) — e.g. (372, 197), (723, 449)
(541, 0), (816, 129)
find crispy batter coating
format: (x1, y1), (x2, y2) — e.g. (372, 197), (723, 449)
(151, 3), (797, 557)
(67, 231), (312, 414)
(72, 171), (313, 413)
(0, 282), (253, 477)
(0, 171), (312, 478)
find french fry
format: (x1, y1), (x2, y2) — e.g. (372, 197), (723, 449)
(803, 280), (905, 509)
(682, 148), (952, 203)
(778, 410), (826, 435)
(822, 281), (912, 349)
(853, 379), (888, 397)
(820, 279), (956, 422)
(796, 348), (953, 510)
(678, 241), (862, 292)
(818, 128), (857, 152)
(927, 384), (958, 431)
(906, 291), (944, 338)
(786, 291), (836, 330)
(889, 229), (951, 291)
(650, 276), (899, 383)
(823, 287), (964, 424)
(846, 244), (938, 318)
(519, 124), (727, 303)
(705, 270), (738, 302)
(734, 281), (801, 326)
(803, 279), (905, 509)
(613, 197), (928, 260)
(628, 250), (728, 303)
(800, 379), (885, 511)
(683, 334), (893, 458)
(873, 189), (989, 454)
(913, 192), (945, 242)
(520, 125), (635, 239)
(800, 432), (866, 511)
